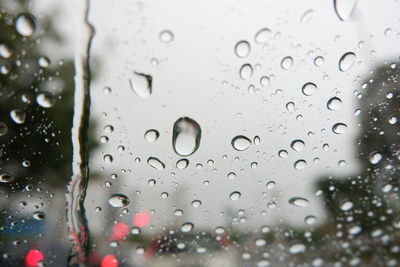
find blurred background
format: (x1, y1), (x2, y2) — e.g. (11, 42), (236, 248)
(0, 0), (399, 266)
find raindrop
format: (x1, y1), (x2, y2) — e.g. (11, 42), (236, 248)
(266, 181), (275, 189)
(388, 116), (397, 125)
(286, 102), (295, 112)
(289, 242), (306, 254)
(10, 109), (26, 124)
(172, 117), (202, 156)
(278, 150), (288, 158)
(291, 139), (305, 151)
(300, 9), (314, 23)
(327, 97), (342, 110)
(159, 30), (174, 43)
(289, 197), (309, 207)
(181, 222), (194, 232)
(294, 160), (307, 170)
(38, 56), (51, 68)
(129, 71), (153, 98)
(230, 191), (241, 200)
(176, 159), (189, 169)
(239, 64), (253, 80)
(349, 225), (362, 235)
(108, 194), (130, 208)
(369, 152), (382, 165)
(334, 0), (358, 21)
(281, 56), (293, 70)
(103, 154), (113, 163)
(339, 52), (356, 72)
(260, 76), (270, 87)
(0, 43), (13, 58)
(340, 200), (353, 211)
(0, 173), (14, 183)
(147, 157), (165, 170)
(254, 28), (271, 44)
(131, 227), (140, 235)
(33, 211), (45, 221)
(254, 238), (266, 247)
(15, 13), (36, 37)
(144, 129), (159, 142)
(231, 135), (251, 151)
(302, 82), (317, 96)
(314, 56), (324, 67)
(0, 122), (8, 136)
(36, 92), (56, 108)
(191, 200), (201, 208)
(305, 215), (317, 225)
(234, 40), (250, 58)
(174, 209), (183, 216)
(104, 125), (114, 133)
(332, 123), (347, 134)
(215, 227), (225, 235)
(227, 172), (236, 179)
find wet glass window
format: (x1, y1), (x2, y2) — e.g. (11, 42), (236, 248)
(1, 0), (400, 266)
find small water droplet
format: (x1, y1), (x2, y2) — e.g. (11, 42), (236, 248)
(15, 13), (36, 37)
(103, 154), (113, 163)
(254, 238), (266, 247)
(339, 52), (356, 71)
(129, 71), (152, 98)
(369, 152), (382, 164)
(10, 109), (26, 124)
(234, 40), (250, 58)
(174, 209), (183, 216)
(349, 225), (362, 235)
(230, 191), (241, 200)
(144, 129), (159, 142)
(181, 222), (194, 232)
(0, 43), (13, 58)
(147, 157), (165, 170)
(286, 102), (295, 112)
(191, 200), (201, 208)
(36, 92), (56, 108)
(260, 76), (270, 87)
(302, 82), (317, 96)
(289, 197), (309, 207)
(254, 28), (271, 44)
(108, 194), (130, 208)
(327, 97), (342, 110)
(278, 150), (288, 158)
(239, 64), (253, 80)
(172, 117), (201, 156)
(159, 30), (174, 43)
(334, 0), (358, 21)
(231, 135), (251, 151)
(253, 136), (261, 145)
(388, 116), (397, 125)
(131, 227), (140, 235)
(332, 123), (347, 134)
(291, 139), (305, 151)
(176, 159), (189, 169)
(305, 215), (317, 225)
(314, 56), (324, 67)
(294, 160), (307, 170)
(281, 56), (293, 70)
(0, 122), (8, 136)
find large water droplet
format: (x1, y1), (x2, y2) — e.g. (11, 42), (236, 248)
(15, 13), (36, 37)
(36, 92), (56, 108)
(302, 82), (317, 96)
(147, 157), (165, 170)
(369, 152), (382, 165)
(108, 194), (130, 208)
(10, 109), (26, 124)
(254, 28), (271, 44)
(181, 222), (194, 232)
(172, 117), (201, 156)
(327, 97), (342, 110)
(332, 123), (347, 134)
(0, 173), (14, 183)
(229, 191), (241, 200)
(234, 40), (250, 58)
(334, 0), (358, 21)
(231, 135), (251, 151)
(339, 52), (356, 72)
(129, 71), (152, 98)
(144, 129), (159, 142)
(281, 56), (293, 70)
(239, 64), (253, 80)
(291, 139), (305, 151)
(289, 197), (309, 207)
